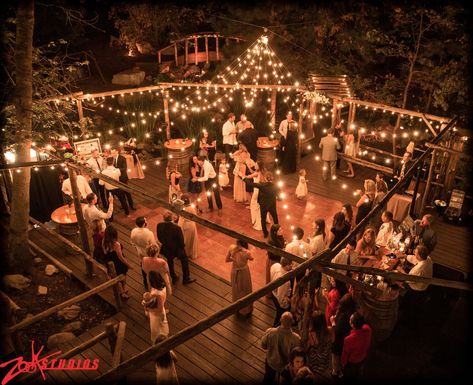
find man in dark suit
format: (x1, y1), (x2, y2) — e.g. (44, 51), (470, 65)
(156, 211), (196, 285)
(243, 171), (279, 238)
(392, 151), (413, 193)
(111, 148), (136, 210)
(237, 115), (259, 161)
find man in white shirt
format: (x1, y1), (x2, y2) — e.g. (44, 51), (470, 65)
(195, 155), (222, 210)
(331, 238), (358, 275)
(376, 211), (394, 247)
(100, 157), (130, 216)
(86, 149), (107, 208)
(61, 172), (92, 203)
(278, 111), (293, 142)
(131, 216), (159, 289)
(269, 257), (293, 327)
(222, 112), (237, 164)
(82, 192), (114, 229)
(285, 227), (311, 283)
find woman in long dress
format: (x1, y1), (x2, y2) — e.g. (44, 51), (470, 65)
(187, 155), (201, 194)
(282, 121), (298, 174)
(142, 276), (168, 343)
(177, 194), (199, 259)
(231, 144), (250, 203)
(248, 162), (264, 230)
(343, 129), (358, 177)
(225, 239), (254, 316)
(167, 166), (182, 203)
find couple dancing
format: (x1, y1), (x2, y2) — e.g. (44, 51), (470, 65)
(189, 155), (222, 212)
(236, 159), (280, 238)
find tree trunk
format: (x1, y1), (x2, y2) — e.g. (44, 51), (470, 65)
(393, 12), (424, 155)
(9, 0), (34, 273)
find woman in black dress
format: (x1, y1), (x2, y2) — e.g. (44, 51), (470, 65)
(327, 212), (351, 250)
(187, 155), (202, 194)
(103, 225), (132, 300)
(355, 179), (376, 228)
(266, 224), (286, 284)
(281, 121), (298, 174)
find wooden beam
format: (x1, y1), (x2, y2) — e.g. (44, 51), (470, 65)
(337, 153), (393, 174)
(422, 114), (437, 136)
(174, 43), (178, 66)
(270, 89), (277, 131)
(0, 159), (64, 170)
(158, 50), (161, 65)
(67, 168), (93, 276)
(216, 34), (219, 60)
(112, 321), (127, 368)
(9, 274), (125, 332)
(420, 150), (436, 215)
(194, 37), (198, 65)
(76, 99), (85, 133)
(297, 102), (304, 171)
(29, 217), (108, 275)
(28, 240), (73, 276)
(338, 97), (451, 123)
(205, 36), (209, 63)
(425, 142), (473, 159)
(321, 261), (473, 291)
(331, 97), (338, 129)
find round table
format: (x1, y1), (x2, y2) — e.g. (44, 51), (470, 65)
(164, 138), (193, 174)
(257, 137), (279, 170)
(51, 204), (85, 237)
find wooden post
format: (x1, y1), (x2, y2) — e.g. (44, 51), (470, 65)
(409, 161), (424, 218)
(158, 50), (161, 65)
(331, 97), (338, 129)
(420, 150), (437, 214)
(270, 89), (277, 132)
(107, 261), (122, 310)
(105, 321), (118, 354)
(163, 90), (171, 140)
(194, 37), (198, 65)
(296, 102), (304, 171)
(112, 321), (127, 367)
(308, 100), (316, 136)
(184, 39), (188, 66)
(215, 34), (219, 60)
(174, 44), (178, 66)
(67, 168), (93, 277)
(205, 36), (209, 63)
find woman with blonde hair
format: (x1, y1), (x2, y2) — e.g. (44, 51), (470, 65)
(356, 227), (378, 257)
(355, 179), (376, 226)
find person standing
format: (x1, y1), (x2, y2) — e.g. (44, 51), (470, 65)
(280, 347), (308, 385)
(154, 336), (179, 384)
(102, 225), (132, 300)
(412, 214), (437, 253)
(222, 113), (237, 164)
(281, 121), (298, 174)
(278, 112), (293, 147)
(187, 155), (202, 194)
(167, 166), (182, 203)
(177, 195), (199, 259)
(111, 148), (136, 210)
(285, 227), (311, 267)
(142, 244), (172, 298)
(199, 129), (217, 162)
(261, 311), (301, 385)
(267, 224), (286, 284)
(195, 156), (222, 211)
(157, 211), (196, 285)
(225, 239), (254, 316)
(237, 114), (259, 161)
(375, 211), (394, 248)
(295, 169), (308, 199)
(86, 149), (107, 208)
(142, 279), (168, 343)
(231, 145), (250, 203)
(343, 129), (358, 178)
(83, 192), (114, 228)
(269, 257), (293, 326)
(341, 312), (372, 382)
(61, 171), (92, 204)
(100, 157), (130, 216)
(131, 216), (159, 290)
(327, 212), (351, 250)
(243, 171), (279, 238)
(308, 218), (326, 257)
(319, 129), (341, 181)
(355, 179), (376, 226)
(392, 151), (413, 192)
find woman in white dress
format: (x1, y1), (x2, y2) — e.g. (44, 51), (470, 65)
(177, 194), (199, 259)
(343, 129), (358, 178)
(218, 158), (230, 188)
(142, 276), (168, 343)
(231, 144), (250, 203)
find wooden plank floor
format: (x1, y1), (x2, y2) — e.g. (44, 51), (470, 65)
(27, 216), (274, 384)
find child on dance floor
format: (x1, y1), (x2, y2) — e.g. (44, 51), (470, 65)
(295, 168), (308, 199)
(218, 158), (230, 190)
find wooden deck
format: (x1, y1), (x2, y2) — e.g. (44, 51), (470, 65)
(27, 211), (274, 384)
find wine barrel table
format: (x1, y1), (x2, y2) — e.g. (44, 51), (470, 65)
(51, 204), (86, 247)
(164, 139), (193, 174)
(358, 290), (399, 342)
(257, 137), (279, 171)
